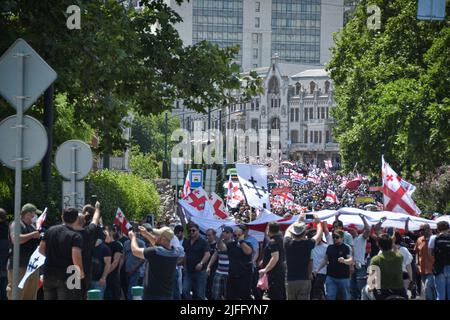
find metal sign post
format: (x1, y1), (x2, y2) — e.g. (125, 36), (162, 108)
(0, 39), (56, 300)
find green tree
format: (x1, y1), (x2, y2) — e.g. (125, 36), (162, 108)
(327, 0), (450, 177)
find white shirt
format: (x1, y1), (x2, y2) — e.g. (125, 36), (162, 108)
(312, 242), (328, 275)
(171, 236), (185, 258)
(428, 235), (436, 250)
(353, 234), (367, 266)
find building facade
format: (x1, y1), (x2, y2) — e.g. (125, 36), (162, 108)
(176, 56), (339, 166)
(167, 0), (344, 70)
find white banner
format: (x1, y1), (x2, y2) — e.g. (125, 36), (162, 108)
(236, 164), (270, 210)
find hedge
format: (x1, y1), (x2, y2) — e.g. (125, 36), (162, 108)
(85, 170), (160, 224)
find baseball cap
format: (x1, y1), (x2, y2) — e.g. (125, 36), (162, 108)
(290, 222), (307, 236)
(21, 203), (42, 215)
(222, 226), (233, 233)
(151, 226), (174, 241)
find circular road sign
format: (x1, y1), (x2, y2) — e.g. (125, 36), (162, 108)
(55, 140), (93, 180)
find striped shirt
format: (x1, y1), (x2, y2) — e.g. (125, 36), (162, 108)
(215, 250), (229, 275)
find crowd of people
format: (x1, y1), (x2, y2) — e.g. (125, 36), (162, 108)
(0, 199), (449, 300)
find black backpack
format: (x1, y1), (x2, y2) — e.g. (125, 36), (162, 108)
(433, 233), (450, 275)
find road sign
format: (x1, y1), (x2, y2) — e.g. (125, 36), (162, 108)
(0, 38), (57, 112)
(62, 180), (85, 211)
(204, 169), (217, 194)
(170, 157), (184, 186)
(55, 140), (93, 180)
(190, 169), (203, 189)
(0, 115), (48, 170)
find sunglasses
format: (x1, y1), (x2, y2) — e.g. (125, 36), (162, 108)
(190, 229), (197, 233)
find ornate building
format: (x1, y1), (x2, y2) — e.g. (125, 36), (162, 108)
(175, 55), (340, 166)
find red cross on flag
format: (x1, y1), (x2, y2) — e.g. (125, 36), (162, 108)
(225, 176), (245, 208)
(114, 208), (132, 235)
(325, 189), (339, 204)
(382, 156), (421, 216)
(209, 192), (229, 219)
(185, 187), (208, 210)
(181, 172), (191, 199)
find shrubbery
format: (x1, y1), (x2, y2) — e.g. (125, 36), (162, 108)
(85, 169), (160, 224)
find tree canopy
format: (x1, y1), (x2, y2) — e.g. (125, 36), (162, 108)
(327, 0), (449, 178)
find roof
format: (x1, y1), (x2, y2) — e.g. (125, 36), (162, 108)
(291, 69), (329, 79)
(243, 63), (324, 79)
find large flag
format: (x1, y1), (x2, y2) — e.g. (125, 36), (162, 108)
(185, 187), (208, 210)
(382, 156), (421, 216)
(114, 208), (132, 235)
(19, 247), (45, 289)
(225, 177), (245, 208)
(181, 172), (191, 199)
(209, 192), (229, 219)
(325, 189), (339, 204)
(399, 177), (416, 196)
(236, 164), (270, 210)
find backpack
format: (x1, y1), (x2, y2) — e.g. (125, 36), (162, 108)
(433, 233), (450, 275)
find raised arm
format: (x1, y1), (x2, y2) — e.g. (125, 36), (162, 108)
(311, 214), (324, 245)
(129, 231), (145, 260)
(360, 214), (370, 239)
(91, 201), (101, 226)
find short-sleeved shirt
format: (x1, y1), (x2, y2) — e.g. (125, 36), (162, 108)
(143, 246), (178, 298)
(262, 235), (285, 277)
(370, 251), (403, 290)
(415, 236), (434, 275)
(183, 236), (209, 273)
(226, 240), (253, 278)
(124, 238), (146, 273)
(92, 242), (112, 281)
(42, 224), (83, 280)
(312, 242), (328, 275)
(8, 221), (40, 269)
(77, 223), (99, 276)
(326, 243), (351, 279)
(244, 236), (259, 266)
(106, 241), (123, 278)
(284, 237), (315, 281)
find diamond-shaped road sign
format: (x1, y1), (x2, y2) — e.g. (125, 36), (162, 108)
(0, 38), (57, 112)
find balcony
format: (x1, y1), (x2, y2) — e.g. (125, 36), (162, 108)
(325, 142), (339, 151)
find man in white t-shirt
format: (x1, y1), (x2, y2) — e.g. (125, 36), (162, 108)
(310, 221), (331, 300)
(349, 214), (370, 300)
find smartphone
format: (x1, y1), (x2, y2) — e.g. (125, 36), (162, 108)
(91, 195), (97, 206)
(130, 222), (139, 233)
(305, 214), (314, 220)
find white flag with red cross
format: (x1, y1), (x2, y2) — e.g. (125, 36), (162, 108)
(181, 172), (191, 199)
(325, 189), (339, 204)
(225, 176), (245, 208)
(382, 156), (421, 216)
(114, 208), (132, 235)
(185, 187), (209, 210)
(209, 192), (229, 219)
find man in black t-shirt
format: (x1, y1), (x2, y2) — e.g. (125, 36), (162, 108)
(205, 228), (218, 300)
(218, 224), (253, 300)
(260, 222), (286, 300)
(129, 226), (183, 300)
(91, 230), (112, 299)
(316, 230), (353, 300)
(104, 225), (123, 300)
(182, 223), (210, 300)
(39, 208), (84, 300)
(7, 203), (41, 300)
(74, 202), (101, 299)
(284, 213), (323, 300)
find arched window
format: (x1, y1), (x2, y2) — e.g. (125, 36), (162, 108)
(268, 76), (281, 108)
(309, 81), (316, 94)
(324, 81), (330, 93)
(295, 82), (301, 95)
(271, 117), (280, 130)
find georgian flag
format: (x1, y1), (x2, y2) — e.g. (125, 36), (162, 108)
(325, 189), (339, 204)
(289, 170), (302, 180)
(225, 177), (245, 208)
(114, 208), (132, 234)
(236, 164), (270, 210)
(209, 192), (229, 219)
(307, 174), (319, 184)
(382, 156), (421, 216)
(277, 192), (294, 205)
(185, 187), (209, 210)
(36, 207), (47, 231)
(324, 160), (332, 169)
(181, 172), (191, 199)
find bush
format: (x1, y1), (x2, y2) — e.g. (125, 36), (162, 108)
(129, 147), (161, 180)
(85, 170), (160, 224)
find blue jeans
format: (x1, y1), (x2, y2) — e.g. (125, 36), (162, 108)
(326, 276), (350, 300)
(421, 274), (436, 300)
(182, 271), (207, 300)
(90, 281), (106, 299)
(435, 265), (450, 300)
(127, 272), (141, 300)
(172, 267), (182, 300)
(351, 265), (367, 300)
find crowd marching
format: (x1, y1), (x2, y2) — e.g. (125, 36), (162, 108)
(0, 161), (449, 301)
